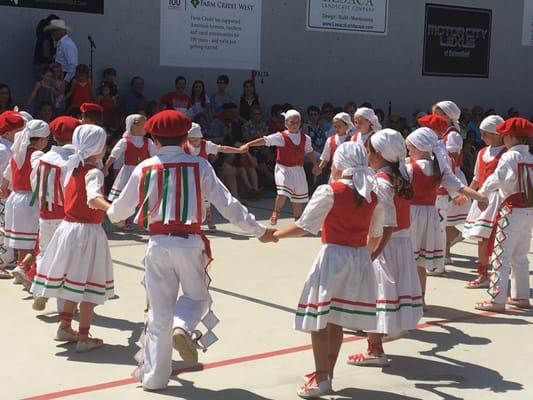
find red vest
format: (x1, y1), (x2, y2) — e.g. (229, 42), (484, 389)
(442, 127), (463, 167)
(276, 131), (306, 167)
(410, 160), (439, 206)
(329, 135), (349, 160)
(63, 165), (105, 224)
(124, 136), (150, 166)
(183, 140), (208, 160)
(477, 146), (506, 187)
(321, 181), (377, 247)
(36, 161), (64, 220)
(377, 171), (411, 231)
(11, 148), (37, 192)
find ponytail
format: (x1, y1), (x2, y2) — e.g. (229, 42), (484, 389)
(431, 151), (442, 184)
(391, 162), (413, 200)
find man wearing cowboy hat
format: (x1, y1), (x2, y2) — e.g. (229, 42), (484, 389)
(45, 19), (78, 82)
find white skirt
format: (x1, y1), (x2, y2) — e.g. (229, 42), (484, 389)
(108, 164), (135, 201)
(410, 204), (445, 270)
(4, 191), (39, 250)
(295, 244), (377, 333)
(275, 164), (309, 203)
(31, 221), (114, 305)
(373, 231), (423, 335)
(445, 169), (471, 227)
(463, 191), (502, 240)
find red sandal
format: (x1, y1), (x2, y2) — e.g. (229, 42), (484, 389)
(297, 371), (332, 399)
(347, 340), (389, 367)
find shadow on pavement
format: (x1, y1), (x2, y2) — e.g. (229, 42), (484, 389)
(422, 305), (532, 325)
(333, 387), (422, 400)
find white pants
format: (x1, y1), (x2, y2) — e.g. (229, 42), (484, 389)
(0, 199), (15, 265)
(142, 235), (210, 390)
(490, 208), (533, 304)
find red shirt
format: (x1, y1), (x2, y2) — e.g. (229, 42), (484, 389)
(159, 92), (192, 110)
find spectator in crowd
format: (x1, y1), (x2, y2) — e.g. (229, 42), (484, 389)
(159, 75), (191, 112)
(65, 64), (92, 113)
(192, 112), (210, 134)
(319, 102), (335, 136)
(144, 101), (160, 119)
(507, 107), (520, 118)
(190, 80), (211, 119)
(121, 76), (148, 114)
(462, 129), (477, 184)
(98, 82), (118, 125)
(239, 79), (260, 121)
(32, 15), (58, 80)
(27, 67), (55, 115)
(36, 101), (54, 123)
(207, 103), (243, 197)
(303, 105), (327, 155)
(243, 104), (268, 141)
(484, 108), (497, 117)
(410, 109), (427, 130)
(375, 108), (385, 124)
(0, 83), (14, 113)
(467, 105), (484, 147)
(266, 104), (284, 133)
(211, 74), (233, 115)
(49, 63), (66, 114)
(45, 19), (78, 82)
(99, 68), (119, 98)
(343, 101), (357, 117)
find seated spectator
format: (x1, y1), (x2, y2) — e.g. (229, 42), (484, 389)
(266, 104), (284, 133)
(507, 107), (520, 118)
(303, 105), (327, 155)
(190, 80), (211, 119)
(343, 101), (357, 117)
(239, 79), (260, 121)
(36, 101), (54, 123)
(243, 105), (268, 141)
(27, 67), (55, 115)
(211, 74), (233, 115)
(144, 101), (159, 119)
(193, 112), (210, 135)
(49, 63), (66, 114)
(462, 129), (477, 184)
(0, 83), (14, 113)
(65, 64), (93, 113)
(98, 82), (118, 125)
(99, 67), (119, 97)
(121, 76), (149, 114)
(319, 102), (335, 136)
(281, 103), (294, 112)
(375, 108), (385, 124)
(468, 105), (484, 147)
(484, 108), (497, 117)
(159, 75), (191, 112)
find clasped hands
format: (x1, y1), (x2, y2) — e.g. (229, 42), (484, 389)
(258, 228), (279, 243)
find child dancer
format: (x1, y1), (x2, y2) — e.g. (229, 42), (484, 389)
(351, 107), (382, 149)
(80, 102), (104, 126)
(104, 114), (156, 201)
(431, 101), (469, 265)
(406, 126), (489, 302)
(31, 124), (113, 352)
(243, 109), (320, 225)
(463, 115), (506, 289)
(347, 129), (423, 367)
(3, 120), (49, 288)
(475, 118), (533, 312)
(0, 111), (25, 278)
(273, 141), (384, 398)
(317, 112), (354, 178)
(31, 116), (81, 310)
(106, 110), (273, 391)
(183, 122), (244, 230)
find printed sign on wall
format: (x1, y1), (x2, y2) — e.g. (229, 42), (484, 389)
(0, 0), (104, 14)
(160, 0), (262, 70)
(523, 0), (533, 46)
(423, 4), (492, 78)
(306, 0), (388, 35)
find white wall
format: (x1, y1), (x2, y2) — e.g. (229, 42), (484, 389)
(0, 0), (531, 117)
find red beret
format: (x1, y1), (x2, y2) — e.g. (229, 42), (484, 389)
(418, 115), (448, 133)
(496, 118), (533, 137)
(80, 103), (104, 113)
(49, 116), (81, 141)
(144, 110), (191, 137)
(0, 111), (25, 135)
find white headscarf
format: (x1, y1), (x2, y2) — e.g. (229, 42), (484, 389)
(282, 109), (301, 120)
(480, 115), (504, 134)
(11, 119), (49, 168)
(370, 129), (408, 179)
(188, 122), (203, 138)
(406, 127), (449, 172)
(332, 141), (376, 202)
(355, 107), (382, 132)
(333, 112), (355, 131)
(63, 124), (107, 186)
(436, 101), (461, 130)
(125, 114), (144, 136)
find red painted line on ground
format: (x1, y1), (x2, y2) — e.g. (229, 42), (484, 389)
(22, 310), (498, 400)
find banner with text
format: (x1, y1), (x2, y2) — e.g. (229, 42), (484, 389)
(0, 0), (103, 14)
(423, 4), (492, 78)
(160, 0), (261, 70)
(306, 0), (388, 35)
(523, 0), (533, 46)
